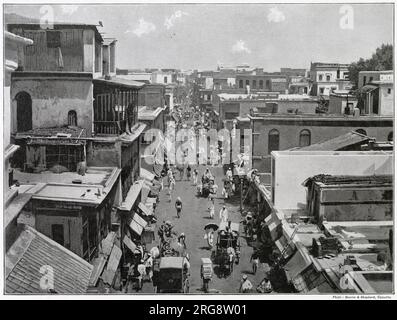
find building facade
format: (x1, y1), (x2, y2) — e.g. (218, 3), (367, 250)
(249, 114), (393, 172)
(309, 62), (351, 96)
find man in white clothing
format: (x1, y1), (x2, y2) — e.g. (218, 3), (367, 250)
(219, 205), (229, 223)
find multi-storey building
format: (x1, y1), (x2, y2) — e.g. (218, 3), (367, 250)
(309, 62), (351, 96)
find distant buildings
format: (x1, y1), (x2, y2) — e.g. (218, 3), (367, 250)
(309, 62), (351, 96)
(219, 93), (318, 131)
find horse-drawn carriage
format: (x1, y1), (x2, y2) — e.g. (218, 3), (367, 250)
(197, 171), (218, 198)
(214, 221), (241, 274)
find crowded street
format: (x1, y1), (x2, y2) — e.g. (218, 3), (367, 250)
(138, 165), (271, 294)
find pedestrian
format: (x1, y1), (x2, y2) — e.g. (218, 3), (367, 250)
(239, 274), (253, 293)
(175, 196), (183, 218)
(145, 254), (154, 282)
(178, 232), (187, 249)
(183, 254), (191, 275)
(222, 185), (229, 199)
(186, 165), (192, 181)
(169, 177), (175, 202)
(179, 165), (185, 181)
(219, 205), (229, 223)
(137, 260), (146, 290)
(193, 169), (199, 185)
(226, 167), (233, 181)
(150, 246), (160, 259)
(250, 251), (260, 275)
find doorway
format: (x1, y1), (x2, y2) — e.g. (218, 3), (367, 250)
(15, 91), (32, 132)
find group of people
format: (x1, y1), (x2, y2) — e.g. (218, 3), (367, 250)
(239, 274), (273, 294)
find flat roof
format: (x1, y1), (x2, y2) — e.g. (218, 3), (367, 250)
(249, 114), (393, 121)
(273, 150), (393, 156)
(7, 23), (103, 42)
(15, 167), (121, 204)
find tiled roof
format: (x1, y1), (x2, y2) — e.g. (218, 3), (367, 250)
(6, 225), (93, 294)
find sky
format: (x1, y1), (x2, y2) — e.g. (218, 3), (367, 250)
(4, 3), (394, 71)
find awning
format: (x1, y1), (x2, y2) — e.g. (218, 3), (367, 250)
(153, 163), (163, 177)
(133, 212), (148, 229)
(129, 219), (143, 236)
(102, 245), (122, 286)
(118, 180), (143, 212)
(119, 123), (146, 144)
(93, 77), (145, 89)
(140, 168), (155, 181)
(4, 144), (20, 159)
(5, 193), (32, 228)
(284, 249), (312, 282)
(138, 202), (153, 216)
(123, 235), (137, 253)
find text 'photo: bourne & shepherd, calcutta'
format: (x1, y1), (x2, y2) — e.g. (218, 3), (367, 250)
(0, 1), (395, 298)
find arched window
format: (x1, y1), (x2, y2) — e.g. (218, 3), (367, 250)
(299, 129), (311, 147)
(15, 91), (32, 132)
(259, 80), (264, 89)
(239, 80), (244, 88)
(388, 131), (393, 142)
(268, 129), (280, 154)
(68, 110), (77, 126)
(355, 129), (367, 136)
(266, 80), (271, 89)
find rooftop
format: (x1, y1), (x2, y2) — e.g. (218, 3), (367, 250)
(14, 167), (121, 204)
(93, 77), (146, 89)
(6, 225), (93, 294)
(249, 113), (393, 121)
(295, 131), (372, 151)
(16, 126), (87, 140)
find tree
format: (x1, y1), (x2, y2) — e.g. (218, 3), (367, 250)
(348, 44), (393, 89)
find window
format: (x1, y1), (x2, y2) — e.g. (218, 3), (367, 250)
(252, 80), (257, 89)
(239, 80), (244, 88)
(46, 30), (61, 48)
(266, 80), (271, 89)
(388, 88), (392, 94)
(268, 129), (280, 154)
(326, 75), (331, 81)
(319, 74), (323, 81)
(164, 76), (168, 84)
(259, 80), (264, 89)
(355, 129), (367, 136)
(299, 129), (311, 147)
(68, 110), (77, 126)
(51, 224), (64, 246)
(363, 76), (367, 85)
(337, 70), (340, 79)
(246, 80), (250, 87)
(388, 132), (393, 142)
(15, 91), (32, 132)
(369, 77), (373, 83)
(319, 88), (325, 94)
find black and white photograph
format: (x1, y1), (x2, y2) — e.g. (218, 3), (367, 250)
(0, 1), (395, 299)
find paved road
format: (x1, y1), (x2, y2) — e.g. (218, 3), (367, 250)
(140, 165), (271, 294)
